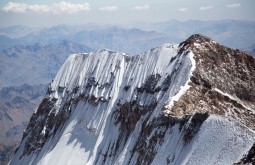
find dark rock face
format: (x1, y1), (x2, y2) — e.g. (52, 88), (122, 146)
(21, 87), (80, 155)
(182, 112), (209, 143)
(114, 100), (157, 136)
(22, 98), (57, 155)
(131, 116), (173, 165)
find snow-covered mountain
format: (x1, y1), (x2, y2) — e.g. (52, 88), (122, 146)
(9, 34), (255, 165)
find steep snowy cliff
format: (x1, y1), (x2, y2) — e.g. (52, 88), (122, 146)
(9, 34), (255, 165)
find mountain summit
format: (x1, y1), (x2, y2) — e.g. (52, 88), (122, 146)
(9, 34), (255, 165)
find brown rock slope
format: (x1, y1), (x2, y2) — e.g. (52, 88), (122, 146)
(166, 34), (255, 130)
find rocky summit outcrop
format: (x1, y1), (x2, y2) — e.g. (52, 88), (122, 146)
(166, 34), (255, 129)
(9, 34), (255, 165)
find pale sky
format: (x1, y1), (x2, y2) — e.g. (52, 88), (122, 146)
(0, 0), (254, 27)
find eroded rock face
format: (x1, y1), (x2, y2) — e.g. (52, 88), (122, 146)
(10, 35), (255, 165)
(168, 34), (255, 130)
(21, 85), (81, 156)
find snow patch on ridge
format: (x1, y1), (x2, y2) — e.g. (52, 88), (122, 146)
(213, 88), (254, 112)
(163, 51), (196, 116)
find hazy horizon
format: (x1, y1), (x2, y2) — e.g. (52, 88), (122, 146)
(0, 0), (254, 27)
(1, 19), (255, 29)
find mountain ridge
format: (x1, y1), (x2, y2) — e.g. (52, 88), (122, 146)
(9, 34), (255, 165)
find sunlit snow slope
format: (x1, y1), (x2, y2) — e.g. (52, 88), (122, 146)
(10, 34), (255, 165)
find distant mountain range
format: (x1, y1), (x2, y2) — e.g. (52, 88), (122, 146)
(0, 40), (92, 88)
(0, 84), (47, 165)
(1, 20), (255, 52)
(0, 20), (254, 88)
(133, 20), (255, 50)
(0, 25), (172, 54)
